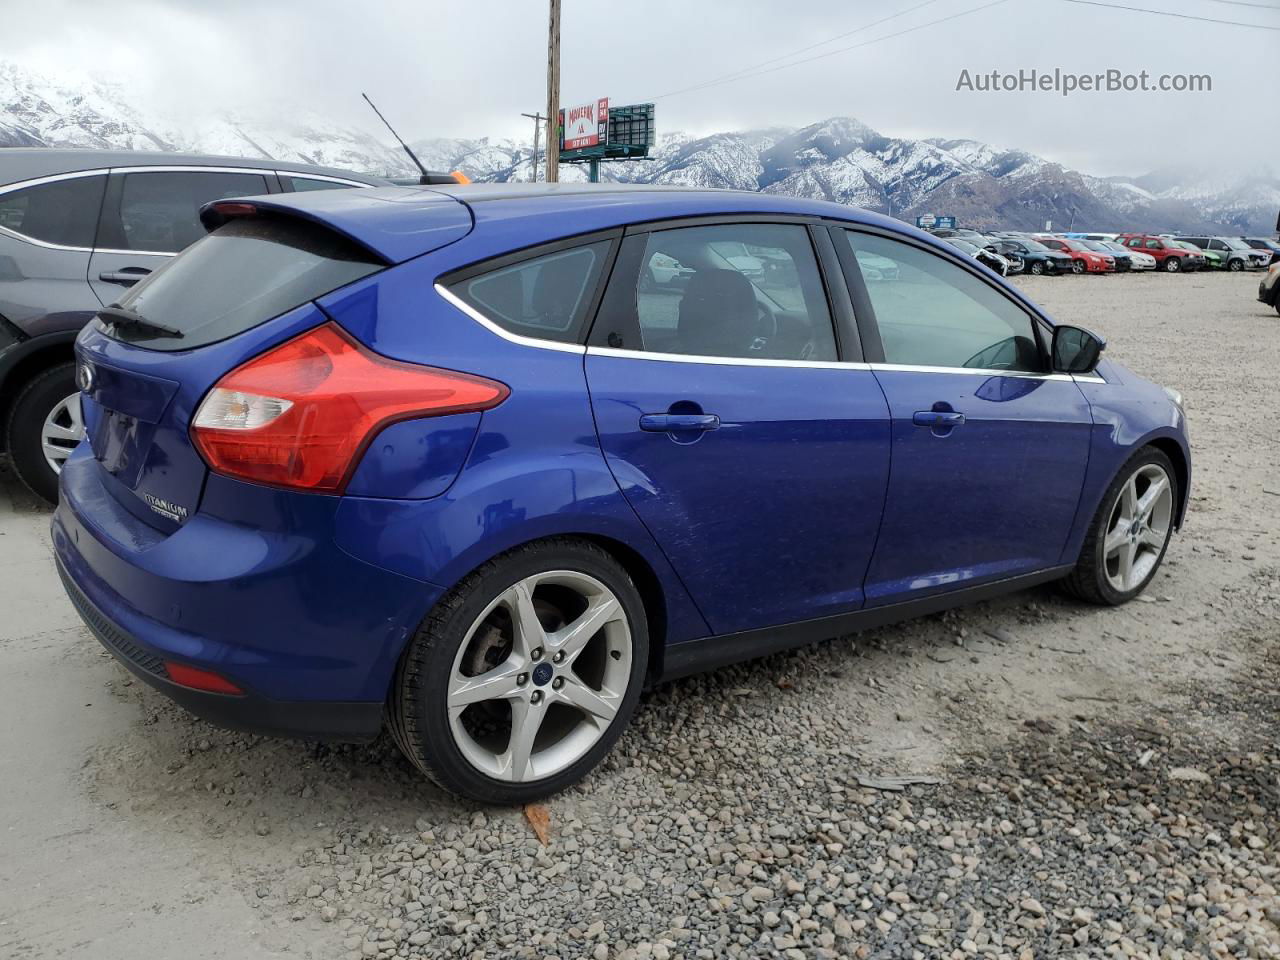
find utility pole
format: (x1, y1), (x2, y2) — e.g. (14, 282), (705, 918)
(544, 0), (561, 182)
(520, 112), (545, 182)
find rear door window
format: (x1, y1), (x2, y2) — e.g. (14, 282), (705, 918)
(593, 222), (838, 362)
(0, 174), (106, 248)
(103, 215), (383, 351)
(110, 171), (270, 253)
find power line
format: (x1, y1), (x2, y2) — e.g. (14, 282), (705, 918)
(646, 0), (944, 102)
(648, 0), (1011, 103)
(1198, 0), (1280, 10)
(1058, 0), (1280, 29)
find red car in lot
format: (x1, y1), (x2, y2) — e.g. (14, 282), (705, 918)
(1033, 236), (1114, 274)
(1116, 234), (1200, 273)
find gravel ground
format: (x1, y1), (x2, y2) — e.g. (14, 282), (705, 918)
(1, 270), (1278, 960)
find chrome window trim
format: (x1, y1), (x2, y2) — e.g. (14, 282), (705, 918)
(279, 172), (374, 188)
(0, 223), (94, 254)
(587, 345), (861, 370)
(869, 363), (1076, 382)
(434, 283), (586, 355)
(93, 248), (177, 258)
(0, 168), (110, 197)
(109, 165), (278, 176)
(437, 282), (1113, 382)
(0, 168), (110, 252)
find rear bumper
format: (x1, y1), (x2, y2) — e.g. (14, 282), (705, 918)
(56, 555), (383, 740)
(53, 447), (442, 736)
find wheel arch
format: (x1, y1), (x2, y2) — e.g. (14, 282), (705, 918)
(576, 532), (670, 686)
(0, 331), (79, 451)
(1145, 435), (1190, 529)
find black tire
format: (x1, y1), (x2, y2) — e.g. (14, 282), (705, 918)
(1029, 261), (1045, 276)
(388, 538), (648, 804)
(5, 362), (78, 505)
(1061, 446), (1177, 606)
(1163, 257), (1181, 273)
(1228, 258), (1244, 273)
(1072, 259), (1085, 275)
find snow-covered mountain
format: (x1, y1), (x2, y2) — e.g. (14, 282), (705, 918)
(3, 61), (1276, 234)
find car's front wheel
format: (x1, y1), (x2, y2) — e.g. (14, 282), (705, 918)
(1071, 259), (1085, 274)
(1164, 257), (1181, 273)
(388, 539), (648, 804)
(6, 362), (83, 504)
(1029, 261), (1045, 276)
(1228, 258), (1244, 272)
(1062, 447), (1177, 605)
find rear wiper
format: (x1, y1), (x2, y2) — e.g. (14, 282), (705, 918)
(99, 305), (183, 338)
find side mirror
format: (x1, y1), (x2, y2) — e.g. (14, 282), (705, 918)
(1052, 325), (1105, 374)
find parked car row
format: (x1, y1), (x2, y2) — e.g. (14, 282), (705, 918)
(930, 226), (1278, 276)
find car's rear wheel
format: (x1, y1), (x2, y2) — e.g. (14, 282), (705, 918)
(388, 539), (648, 804)
(6, 363), (82, 505)
(1062, 447), (1177, 605)
(1164, 257), (1181, 273)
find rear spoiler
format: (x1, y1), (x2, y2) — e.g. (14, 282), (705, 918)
(198, 189), (475, 264)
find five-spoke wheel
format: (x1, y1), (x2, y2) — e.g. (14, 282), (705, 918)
(389, 539), (647, 803)
(1063, 447), (1178, 605)
(446, 570), (632, 783)
(1100, 463), (1173, 594)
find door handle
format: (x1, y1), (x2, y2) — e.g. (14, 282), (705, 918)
(912, 410), (966, 427)
(98, 269), (152, 285)
(639, 413), (720, 432)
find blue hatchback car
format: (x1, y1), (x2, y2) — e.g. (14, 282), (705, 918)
(54, 184), (1190, 802)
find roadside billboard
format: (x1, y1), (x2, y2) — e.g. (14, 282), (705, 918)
(561, 98), (609, 151)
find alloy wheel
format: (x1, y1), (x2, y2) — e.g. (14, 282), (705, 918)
(446, 570), (632, 783)
(1102, 463), (1173, 593)
(41, 393), (85, 475)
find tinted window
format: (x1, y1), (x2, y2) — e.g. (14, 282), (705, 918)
(106, 216), (382, 351)
(286, 176), (362, 193)
(116, 171), (270, 253)
(625, 223), (836, 361)
(450, 241), (611, 344)
(1145, 240), (1163, 250)
(845, 231), (1043, 372)
(0, 175), (106, 248)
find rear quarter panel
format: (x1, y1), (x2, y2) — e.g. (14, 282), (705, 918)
(320, 261), (712, 647)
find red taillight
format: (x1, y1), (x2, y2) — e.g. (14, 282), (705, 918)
(165, 661), (244, 695)
(191, 323), (508, 492)
(209, 201), (258, 218)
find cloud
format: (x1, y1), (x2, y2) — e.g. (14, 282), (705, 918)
(5, 0), (1276, 176)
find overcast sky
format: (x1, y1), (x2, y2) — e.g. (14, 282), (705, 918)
(6, 0), (1276, 176)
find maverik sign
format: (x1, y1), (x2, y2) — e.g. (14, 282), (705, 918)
(561, 98), (609, 151)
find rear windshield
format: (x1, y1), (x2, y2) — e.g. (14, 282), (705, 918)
(105, 216), (383, 351)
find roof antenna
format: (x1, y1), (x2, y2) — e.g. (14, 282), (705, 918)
(362, 92), (430, 184)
